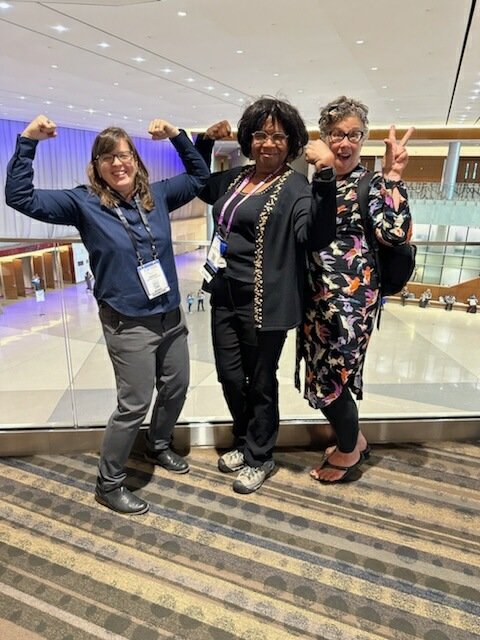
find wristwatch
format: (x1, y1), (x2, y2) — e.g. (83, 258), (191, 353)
(316, 166), (336, 181)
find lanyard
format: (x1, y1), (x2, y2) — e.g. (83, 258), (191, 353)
(218, 167), (282, 237)
(113, 196), (158, 266)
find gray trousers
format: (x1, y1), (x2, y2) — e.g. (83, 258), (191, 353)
(97, 304), (189, 490)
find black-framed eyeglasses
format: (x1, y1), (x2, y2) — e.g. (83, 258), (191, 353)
(96, 151), (134, 164)
(252, 131), (289, 145)
(329, 129), (364, 144)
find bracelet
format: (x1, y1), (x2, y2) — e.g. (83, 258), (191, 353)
(384, 178), (403, 189)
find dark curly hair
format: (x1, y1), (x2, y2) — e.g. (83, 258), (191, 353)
(237, 97), (308, 161)
(318, 96), (369, 141)
(87, 127), (154, 211)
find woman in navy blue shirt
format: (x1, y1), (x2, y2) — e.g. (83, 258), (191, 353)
(6, 114), (209, 515)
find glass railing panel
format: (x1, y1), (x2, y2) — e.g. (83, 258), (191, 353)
(1, 238), (479, 430)
(0, 240), (76, 428)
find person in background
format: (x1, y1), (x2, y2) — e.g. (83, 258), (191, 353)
(31, 273), (42, 291)
(197, 288), (205, 311)
(297, 96), (414, 484)
(5, 114), (209, 515)
(195, 97), (337, 494)
(85, 270), (94, 293)
(466, 293), (477, 313)
(401, 285), (410, 306)
(444, 294), (456, 311)
(419, 288), (432, 308)
(186, 292), (194, 313)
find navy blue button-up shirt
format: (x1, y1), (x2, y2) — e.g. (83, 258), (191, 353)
(5, 131), (209, 316)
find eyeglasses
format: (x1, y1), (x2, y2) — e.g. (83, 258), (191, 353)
(96, 151), (134, 164)
(252, 131), (289, 145)
(329, 129), (364, 144)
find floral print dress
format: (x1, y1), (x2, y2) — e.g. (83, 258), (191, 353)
(297, 164), (412, 409)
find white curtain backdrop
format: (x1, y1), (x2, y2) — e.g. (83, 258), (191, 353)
(0, 118), (200, 240)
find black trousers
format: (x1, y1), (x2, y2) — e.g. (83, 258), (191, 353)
(210, 276), (287, 467)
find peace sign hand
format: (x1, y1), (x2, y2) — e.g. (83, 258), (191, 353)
(382, 125), (415, 181)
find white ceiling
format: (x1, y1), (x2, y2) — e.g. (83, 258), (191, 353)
(1, 0), (480, 142)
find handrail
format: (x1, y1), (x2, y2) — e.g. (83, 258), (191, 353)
(1, 238), (479, 247)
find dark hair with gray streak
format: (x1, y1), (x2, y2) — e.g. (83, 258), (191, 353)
(318, 96), (369, 140)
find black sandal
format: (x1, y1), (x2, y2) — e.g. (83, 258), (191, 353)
(312, 455), (364, 484)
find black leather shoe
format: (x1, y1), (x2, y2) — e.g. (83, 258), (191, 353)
(95, 485), (149, 515)
(144, 448), (189, 474)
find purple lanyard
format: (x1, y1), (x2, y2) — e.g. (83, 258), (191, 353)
(217, 168), (279, 237)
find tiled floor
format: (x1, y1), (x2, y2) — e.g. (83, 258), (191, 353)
(0, 249), (479, 428)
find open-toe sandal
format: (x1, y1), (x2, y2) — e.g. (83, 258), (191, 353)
(313, 455), (364, 485)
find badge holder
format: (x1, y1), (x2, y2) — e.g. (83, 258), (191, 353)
(201, 233), (227, 283)
(137, 259), (170, 300)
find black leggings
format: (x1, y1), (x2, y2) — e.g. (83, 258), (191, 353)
(320, 385), (359, 453)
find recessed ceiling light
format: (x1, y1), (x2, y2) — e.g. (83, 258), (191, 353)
(0, 3), (12, 8)
(273, 72), (279, 77)
(123, 116), (128, 120)
(370, 66), (378, 71)
(162, 68), (172, 73)
(236, 50), (244, 54)
(222, 92), (230, 97)
(186, 77), (195, 82)
(113, 82), (119, 86)
(298, 89), (304, 93)
(177, 10), (187, 16)
(465, 106), (472, 110)
(132, 56), (145, 63)
(382, 85), (388, 89)
(86, 109), (95, 114)
(356, 39), (365, 44)
(51, 64), (58, 69)
(98, 42), (110, 48)
(44, 100), (52, 105)
(67, 105), (74, 109)
(48, 86), (54, 90)
(52, 25), (68, 33)
(19, 96), (26, 100)
(205, 86), (214, 91)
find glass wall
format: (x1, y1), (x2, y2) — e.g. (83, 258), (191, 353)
(414, 224), (480, 284)
(1, 239), (479, 431)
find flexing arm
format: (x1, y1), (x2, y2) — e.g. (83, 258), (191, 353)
(149, 119), (209, 211)
(294, 139), (337, 249)
(194, 120), (235, 205)
(5, 115), (80, 225)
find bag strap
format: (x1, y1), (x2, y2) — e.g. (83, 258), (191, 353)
(357, 170), (383, 328)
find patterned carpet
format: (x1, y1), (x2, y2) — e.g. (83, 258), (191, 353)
(0, 441), (479, 640)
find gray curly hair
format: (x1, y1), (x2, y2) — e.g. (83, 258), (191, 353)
(318, 96), (369, 140)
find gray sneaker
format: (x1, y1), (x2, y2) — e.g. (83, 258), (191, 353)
(232, 460), (276, 494)
(218, 448), (245, 473)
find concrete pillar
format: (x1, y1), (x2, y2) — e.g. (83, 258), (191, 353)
(441, 141), (461, 199)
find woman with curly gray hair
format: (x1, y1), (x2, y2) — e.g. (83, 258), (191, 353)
(297, 96), (415, 484)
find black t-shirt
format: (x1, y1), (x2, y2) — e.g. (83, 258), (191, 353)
(212, 187), (274, 283)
